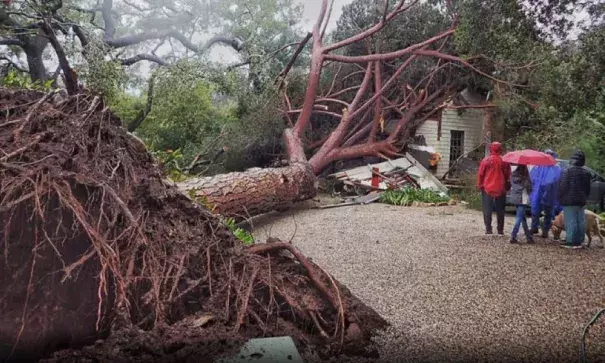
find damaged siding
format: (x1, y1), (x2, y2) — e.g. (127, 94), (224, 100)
(415, 108), (484, 177)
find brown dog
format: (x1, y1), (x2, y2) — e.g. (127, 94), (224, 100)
(551, 209), (604, 248)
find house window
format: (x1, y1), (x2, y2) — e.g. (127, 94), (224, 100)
(449, 130), (465, 167)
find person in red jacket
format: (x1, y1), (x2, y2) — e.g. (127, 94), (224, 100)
(477, 142), (512, 235)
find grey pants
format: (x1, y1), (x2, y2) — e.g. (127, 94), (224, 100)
(482, 191), (506, 233)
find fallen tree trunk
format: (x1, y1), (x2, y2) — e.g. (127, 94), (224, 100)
(177, 162), (317, 220)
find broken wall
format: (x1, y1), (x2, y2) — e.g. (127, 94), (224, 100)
(414, 108), (485, 177)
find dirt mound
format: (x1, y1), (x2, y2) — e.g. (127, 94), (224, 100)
(0, 88), (387, 362)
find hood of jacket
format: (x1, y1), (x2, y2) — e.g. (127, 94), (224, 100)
(570, 150), (586, 167)
(544, 149), (558, 158)
(489, 142), (503, 156)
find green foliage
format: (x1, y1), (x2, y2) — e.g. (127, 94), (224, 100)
(0, 69), (53, 90)
(221, 89), (287, 171)
(509, 25), (605, 175)
(380, 188), (450, 206)
(223, 217), (254, 246)
(449, 175), (484, 211)
(150, 149), (189, 182)
(513, 93), (605, 174)
(110, 92), (147, 125)
(133, 61), (238, 169)
(214, 0), (307, 92)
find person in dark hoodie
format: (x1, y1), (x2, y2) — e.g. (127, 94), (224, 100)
(477, 142), (512, 235)
(557, 150), (592, 248)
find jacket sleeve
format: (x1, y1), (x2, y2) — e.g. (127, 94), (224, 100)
(503, 162), (512, 191)
(558, 170), (568, 201)
(477, 159), (487, 189)
(584, 171), (592, 196)
(525, 177), (533, 194)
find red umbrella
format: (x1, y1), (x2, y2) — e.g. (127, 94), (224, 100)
(502, 149), (556, 166)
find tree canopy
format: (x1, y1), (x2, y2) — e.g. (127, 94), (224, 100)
(1, 0), (604, 174)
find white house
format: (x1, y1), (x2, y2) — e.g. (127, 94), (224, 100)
(410, 89), (494, 178)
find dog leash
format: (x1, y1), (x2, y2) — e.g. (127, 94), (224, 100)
(580, 308), (605, 363)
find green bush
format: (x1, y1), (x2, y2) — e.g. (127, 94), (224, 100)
(449, 174), (483, 211)
(455, 188), (483, 211)
(380, 188), (450, 206)
(1, 69), (53, 90)
(223, 218), (254, 246)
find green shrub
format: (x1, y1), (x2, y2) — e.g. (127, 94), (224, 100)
(455, 188), (483, 211)
(1, 69), (54, 90)
(223, 218), (254, 246)
(380, 188), (450, 206)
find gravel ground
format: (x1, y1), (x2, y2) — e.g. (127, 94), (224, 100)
(251, 202), (605, 363)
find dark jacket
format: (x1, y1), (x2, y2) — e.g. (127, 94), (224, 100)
(557, 151), (592, 207)
(509, 168), (532, 205)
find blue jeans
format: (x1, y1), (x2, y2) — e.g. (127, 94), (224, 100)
(531, 204), (554, 233)
(512, 205), (531, 240)
(562, 206), (586, 246)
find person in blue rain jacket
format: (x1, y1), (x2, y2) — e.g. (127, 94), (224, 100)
(529, 149), (562, 238)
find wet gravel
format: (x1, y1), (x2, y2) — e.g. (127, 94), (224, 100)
(252, 203), (605, 362)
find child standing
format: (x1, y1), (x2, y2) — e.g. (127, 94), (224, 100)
(509, 164), (534, 244)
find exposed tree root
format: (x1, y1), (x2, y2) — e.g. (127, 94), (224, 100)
(0, 87), (387, 362)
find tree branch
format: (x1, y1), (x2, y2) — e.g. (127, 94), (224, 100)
(227, 60), (251, 70)
(320, 0), (335, 40)
(0, 37), (23, 46)
(315, 97), (350, 108)
(309, 64), (374, 169)
(328, 85), (362, 98)
(349, 53), (421, 120)
(105, 31), (243, 52)
(99, 0), (243, 53)
(291, 0), (329, 137)
(313, 140), (399, 172)
(412, 49), (529, 87)
(324, 29), (454, 63)
(127, 75), (155, 132)
(344, 123), (373, 148)
(323, 0), (417, 52)
(445, 104), (497, 109)
(71, 23), (90, 49)
(40, 21), (78, 94)
(118, 53), (168, 66)
(0, 55), (27, 73)
(275, 32), (312, 88)
(101, 0), (117, 40)
(369, 60), (383, 142)
(287, 109), (342, 119)
(387, 85), (451, 142)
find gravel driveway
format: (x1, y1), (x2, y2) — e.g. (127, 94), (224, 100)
(251, 202), (605, 363)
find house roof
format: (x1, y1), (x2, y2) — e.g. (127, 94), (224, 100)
(447, 88), (488, 107)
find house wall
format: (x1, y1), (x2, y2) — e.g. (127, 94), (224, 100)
(415, 108), (485, 177)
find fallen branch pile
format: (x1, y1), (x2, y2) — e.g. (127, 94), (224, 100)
(0, 88), (387, 362)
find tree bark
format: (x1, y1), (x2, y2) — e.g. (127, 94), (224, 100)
(23, 33), (49, 82)
(176, 163), (317, 221)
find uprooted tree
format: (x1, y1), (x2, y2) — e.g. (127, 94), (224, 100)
(0, 88), (387, 362)
(182, 0), (537, 219)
